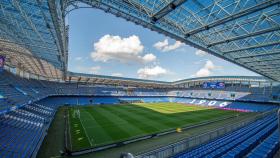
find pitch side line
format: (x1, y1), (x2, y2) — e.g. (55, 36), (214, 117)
(68, 109), (73, 150)
(79, 109), (94, 147)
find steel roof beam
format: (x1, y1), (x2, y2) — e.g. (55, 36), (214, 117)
(151, 0), (187, 22)
(76, 0), (276, 81)
(0, 19), (35, 50)
(249, 67), (280, 72)
(0, 45), (60, 66)
(243, 58), (280, 64)
(85, 77), (90, 84)
(12, 0), (47, 46)
(249, 63), (280, 67)
(223, 41), (280, 54)
(185, 0), (280, 36)
(257, 68), (280, 71)
(0, 39), (58, 51)
(257, 68), (280, 72)
(48, 0), (67, 76)
(208, 27), (280, 46)
(235, 51), (280, 59)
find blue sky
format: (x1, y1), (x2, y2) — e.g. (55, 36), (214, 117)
(67, 8), (258, 81)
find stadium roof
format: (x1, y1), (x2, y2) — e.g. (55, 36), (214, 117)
(0, 0), (279, 82)
(67, 71), (173, 88)
(68, 72), (170, 84)
(173, 75), (270, 84)
(0, 0), (67, 79)
(68, 72), (273, 88)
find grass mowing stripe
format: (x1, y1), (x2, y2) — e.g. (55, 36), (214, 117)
(67, 109), (72, 150)
(69, 108), (91, 150)
(38, 106), (255, 158)
(120, 105), (215, 126)
(80, 108), (113, 146)
(167, 110), (236, 125)
(86, 107), (131, 141)
(117, 104), (238, 130)
(142, 105), (234, 126)
(117, 105), (179, 122)
(77, 109), (93, 147)
(68, 103), (243, 151)
(101, 106), (162, 133)
(105, 104), (208, 131)
(92, 107), (144, 136)
(137, 103), (214, 114)
(105, 105), (179, 128)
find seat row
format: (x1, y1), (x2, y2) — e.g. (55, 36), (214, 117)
(0, 104), (57, 158)
(174, 114), (279, 158)
(247, 130), (279, 158)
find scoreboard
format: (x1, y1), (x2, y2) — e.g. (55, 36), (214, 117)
(202, 82), (225, 89)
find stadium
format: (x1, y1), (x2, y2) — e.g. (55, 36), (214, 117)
(0, 0), (280, 158)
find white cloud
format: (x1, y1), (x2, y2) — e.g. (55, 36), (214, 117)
(90, 35), (156, 63)
(154, 39), (168, 50)
(195, 50), (208, 56)
(195, 60), (216, 77)
(137, 65), (167, 79)
(111, 73), (123, 77)
(205, 60), (215, 70)
(75, 57), (83, 61)
(196, 68), (211, 77)
(153, 39), (184, 52)
(74, 56), (89, 61)
(142, 53), (156, 63)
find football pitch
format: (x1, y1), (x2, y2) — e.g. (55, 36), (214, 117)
(67, 103), (241, 151)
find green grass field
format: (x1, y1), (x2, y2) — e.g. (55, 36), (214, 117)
(68, 102), (241, 151)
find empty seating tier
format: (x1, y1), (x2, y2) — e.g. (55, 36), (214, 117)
(174, 115), (279, 158)
(0, 104), (57, 158)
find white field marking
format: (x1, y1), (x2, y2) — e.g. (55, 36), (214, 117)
(68, 110), (73, 150)
(81, 109), (116, 144)
(78, 109), (94, 146)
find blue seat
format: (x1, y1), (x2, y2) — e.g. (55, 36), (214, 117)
(174, 114), (279, 158)
(0, 103), (57, 158)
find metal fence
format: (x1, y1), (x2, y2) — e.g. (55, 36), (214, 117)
(135, 110), (276, 158)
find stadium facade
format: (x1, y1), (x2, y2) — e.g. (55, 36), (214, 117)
(0, 0), (280, 158)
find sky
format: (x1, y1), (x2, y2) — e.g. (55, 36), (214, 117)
(66, 8), (258, 82)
